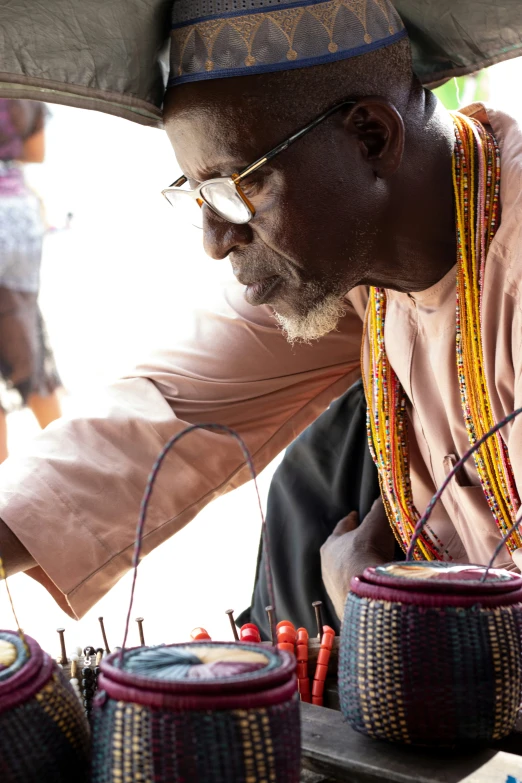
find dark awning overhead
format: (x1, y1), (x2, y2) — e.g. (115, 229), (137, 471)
(397, 0), (522, 85)
(0, 0), (521, 128)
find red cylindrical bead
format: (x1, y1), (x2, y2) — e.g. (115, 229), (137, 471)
(277, 629), (296, 645)
(321, 633), (334, 651)
(312, 679), (325, 697)
(317, 648), (330, 667)
(277, 642), (295, 654)
(315, 663), (328, 681)
(240, 623), (260, 633)
(241, 634), (261, 643)
(296, 627), (309, 643)
(190, 627), (211, 641)
(297, 662), (308, 679)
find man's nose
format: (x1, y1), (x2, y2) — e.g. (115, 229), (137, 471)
(203, 207), (253, 259)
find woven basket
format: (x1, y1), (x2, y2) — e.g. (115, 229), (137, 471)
(0, 629), (90, 782)
(91, 641), (300, 782)
(339, 562), (522, 745)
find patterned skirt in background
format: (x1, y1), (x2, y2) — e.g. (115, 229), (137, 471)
(0, 168), (61, 411)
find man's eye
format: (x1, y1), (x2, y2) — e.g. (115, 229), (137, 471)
(240, 179), (261, 197)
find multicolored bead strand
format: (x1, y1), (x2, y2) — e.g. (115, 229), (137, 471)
(453, 112), (521, 550)
(364, 112), (521, 558)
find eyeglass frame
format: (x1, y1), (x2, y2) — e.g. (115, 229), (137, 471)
(161, 99), (356, 224)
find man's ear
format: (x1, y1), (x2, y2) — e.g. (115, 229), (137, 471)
(343, 97), (405, 177)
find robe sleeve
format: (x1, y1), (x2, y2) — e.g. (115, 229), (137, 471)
(0, 281), (365, 618)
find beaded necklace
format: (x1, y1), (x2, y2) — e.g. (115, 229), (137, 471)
(364, 112), (522, 559)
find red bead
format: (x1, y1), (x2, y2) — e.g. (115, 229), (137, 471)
(276, 628), (296, 645)
(240, 624), (261, 643)
(321, 633), (334, 651)
(312, 696), (323, 706)
(190, 627), (211, 641)
(296, 627), (309, 643)
(314, 663), (328, 681)
(241, 633), (261, 644)
(297, 662), (308, 679)
(276, 620), (295, 630)
(298, 678), (310, 693)
(312, 679), (325, 697)
(296, 644), (308, 662)
(300, 693), (312, 703)
(317, 648), (330, 667)
(277, 642), (295, 654)
(322, 625), (335, 636)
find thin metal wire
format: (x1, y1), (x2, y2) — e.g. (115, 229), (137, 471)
(406, 406), (522, 562)
(484, 506), (522, 579)
(120, 423), (277, 658)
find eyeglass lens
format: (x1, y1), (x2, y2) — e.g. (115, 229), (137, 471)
(200, 182), (251, 224)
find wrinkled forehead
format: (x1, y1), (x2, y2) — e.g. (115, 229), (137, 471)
(164, 77), (295, 176)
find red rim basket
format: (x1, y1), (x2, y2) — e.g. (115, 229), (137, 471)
(0, 630), (90, 782)
(91, 640), (301, 782)
(339, 562), (522, 745)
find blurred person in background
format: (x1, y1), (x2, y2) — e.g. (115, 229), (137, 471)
(0, 99), (63, 462)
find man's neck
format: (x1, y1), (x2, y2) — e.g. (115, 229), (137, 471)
(371, 89), (458, 293)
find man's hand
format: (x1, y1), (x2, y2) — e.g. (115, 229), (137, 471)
(320, 497), (395, 619)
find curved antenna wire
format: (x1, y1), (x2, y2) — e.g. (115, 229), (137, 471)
(120, 423), (276, 659)
(406, 406), (522, 561)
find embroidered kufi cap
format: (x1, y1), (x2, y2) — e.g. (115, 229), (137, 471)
(169, 0), (407, 86)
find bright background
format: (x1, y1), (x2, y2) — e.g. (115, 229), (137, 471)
(2, 59), (521, 658)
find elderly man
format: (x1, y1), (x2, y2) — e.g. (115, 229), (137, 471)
(1, 0), (522, 630)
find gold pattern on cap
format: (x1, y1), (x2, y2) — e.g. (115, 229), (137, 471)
(373, 0), (395, 34)
(171, 0), (402, 77)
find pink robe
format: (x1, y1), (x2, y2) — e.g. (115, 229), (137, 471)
(1, 103), (521, 618)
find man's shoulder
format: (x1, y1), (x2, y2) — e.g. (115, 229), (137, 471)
(468, 104), (522, 299)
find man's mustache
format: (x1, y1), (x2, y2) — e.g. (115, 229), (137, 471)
(230, 249), (284, 284)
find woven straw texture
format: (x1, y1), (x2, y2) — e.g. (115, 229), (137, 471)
(91, 642), (301, 782)
(0, 631), (90, 783)
(339, 589), (522, 745)
(92, 697), (300, 782)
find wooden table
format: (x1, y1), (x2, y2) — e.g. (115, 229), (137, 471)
(300, 702), (522, 783)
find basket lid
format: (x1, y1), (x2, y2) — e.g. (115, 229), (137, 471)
(367, 562), (522, 594)
(0, 630), (54, 715)
(349, 562), (522, 608)
(97, 641), (297, 711)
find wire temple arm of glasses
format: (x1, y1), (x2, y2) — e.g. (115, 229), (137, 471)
(235, 100), (356, 182)
(167, 174), (188, 189)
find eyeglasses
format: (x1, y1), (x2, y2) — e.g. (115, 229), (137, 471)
(162, 99), (356, 226)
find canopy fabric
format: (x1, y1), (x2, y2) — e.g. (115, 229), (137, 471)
(0, 0), (521, 127)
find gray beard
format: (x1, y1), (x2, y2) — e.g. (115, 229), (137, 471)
(273, 293), (347, 344)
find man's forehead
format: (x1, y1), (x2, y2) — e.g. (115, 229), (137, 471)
(165, 85), (277, 175)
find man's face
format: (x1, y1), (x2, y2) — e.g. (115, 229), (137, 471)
(164, 77), (387, 340)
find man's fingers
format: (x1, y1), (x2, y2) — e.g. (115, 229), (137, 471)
(330, 510), (359, 537)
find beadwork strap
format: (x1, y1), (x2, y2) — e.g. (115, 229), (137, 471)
(365, 111), (521, 558)
(452, 112), (521, 550)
